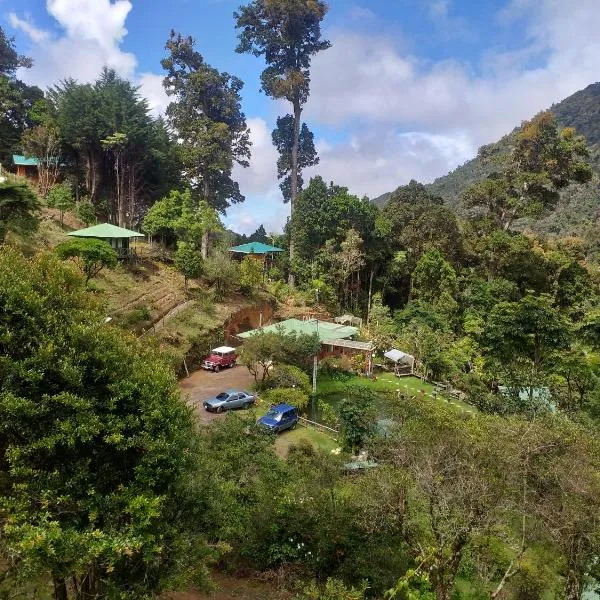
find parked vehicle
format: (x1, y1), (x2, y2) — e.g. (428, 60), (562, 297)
(257, 403), (299, 433)
(202, 346), (237, 372)
(203, 389), (256, 413)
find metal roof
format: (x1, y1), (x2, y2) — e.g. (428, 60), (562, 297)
(13, 154), (39, 166)
(325, 338), (374, 351)
(68, 223), (144, 239)
(229, 242), (284, 254)
(238, 318), (358, 343)
(210, 346), (236, 353)
(384, 349), (414, 363)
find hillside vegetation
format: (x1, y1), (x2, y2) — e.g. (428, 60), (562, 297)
(377, 82), (600, 237)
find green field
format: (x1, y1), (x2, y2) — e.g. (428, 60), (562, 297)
(316, 372), (476, 415)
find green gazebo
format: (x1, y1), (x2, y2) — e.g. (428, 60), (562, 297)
(229, 241), (284, 256)
(68, 223), (144, 259)
(229, 241), (284, 271)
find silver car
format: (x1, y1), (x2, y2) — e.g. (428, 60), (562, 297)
(203, 389), (256, 413)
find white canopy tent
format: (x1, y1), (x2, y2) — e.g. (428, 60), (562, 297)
(384, 349), (415, 373)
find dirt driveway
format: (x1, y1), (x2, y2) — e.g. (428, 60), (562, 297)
(179, 365), (256, 424)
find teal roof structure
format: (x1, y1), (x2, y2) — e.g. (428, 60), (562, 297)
(13, 154), (39, 166)
(229, 242), (284, 254)
(68, 223), (144, 239)
(238, 318), (359, 343)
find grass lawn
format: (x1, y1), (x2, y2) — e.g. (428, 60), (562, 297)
(252, 402), (340, 457)
(317, 372), (435, 396)
(317, 372), (476, 415)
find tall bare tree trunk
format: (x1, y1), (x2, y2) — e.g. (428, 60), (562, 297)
(202, 178), (211, 259)
(288, 97), (301, 289)
(53, 577), (68, 600)
(367, 266), (375, 327)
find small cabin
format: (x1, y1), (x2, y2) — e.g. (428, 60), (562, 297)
(13, 155), (39, 182)
(68, 223), (145, 259)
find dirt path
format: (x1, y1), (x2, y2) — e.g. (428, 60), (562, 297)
(179, 364), (256, 424)
(167, 572), (291, 600)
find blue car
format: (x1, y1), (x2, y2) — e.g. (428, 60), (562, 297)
(257, 403), (299, 433)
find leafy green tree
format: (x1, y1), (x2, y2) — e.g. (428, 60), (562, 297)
(337, 387), (377, 453)
(46, 182), (74, 226)
(142, 188), (183, 245)
(0, 180), (40, 242)
(240, 330), (321, 386)
(293, 176), (378, 262)
(272, 114), (319, 202)
(235, 0), (331, 285)
(554, 259), (592, 317)
(411, 250), (458, 306)
(49, 70), (178, 220)
(239, 255), (263, 295)
(0, 248), (211, 599)
(174, 241), (203, 292)
(203, 251), (240, 299)
(21, 123), (62, 197)
(175, 192), (223, 258)
(162, 31), (250, 213)
(463, 112), (592, 230)
(0, 26), (42, 164)
(55, 238), (118, 283)
(483, 293), (571, 407)
(76, 199), (96, 226)
(551, 347), (599, 414)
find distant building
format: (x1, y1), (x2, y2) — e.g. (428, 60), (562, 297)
(12, 155), (39, 182)
(68, 223), (145, 259)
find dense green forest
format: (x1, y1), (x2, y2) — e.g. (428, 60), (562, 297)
(2, 3), (600, 600)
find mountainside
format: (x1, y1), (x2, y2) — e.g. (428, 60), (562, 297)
(377, 83), (600, 236)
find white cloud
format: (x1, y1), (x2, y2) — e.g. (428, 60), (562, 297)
(8, 0), (171, 121)
(306, 129), (475, 199)
(349, 5), (376, 21)
(10, 0), (137, 88)
(299, 0), (600, 195)
(233, 117), (279, 196)
(137, 72), (169, 117)
(8, 13), (49, 43)
(225, 117), (288, 234)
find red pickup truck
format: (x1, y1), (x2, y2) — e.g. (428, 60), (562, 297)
(202, 346), (238, 372)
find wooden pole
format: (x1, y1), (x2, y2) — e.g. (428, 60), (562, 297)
(312, 354), (318, 394)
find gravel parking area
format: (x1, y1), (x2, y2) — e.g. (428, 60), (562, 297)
(179, 364), (257, 424)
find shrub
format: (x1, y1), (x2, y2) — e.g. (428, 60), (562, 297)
(295, 578), (367, 600)
(263, 364), (311, 393)
(204, 251), (240, 299)
(55, 238), (118, 283)
(239, 255), (263, 295)
(123, 305), (151, 326)
(46, 182), (74, 225)
(317, 400), (339, 429)
(174, 241), (203, 292)
(262, 387), (309, 414)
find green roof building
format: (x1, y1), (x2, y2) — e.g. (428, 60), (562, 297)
(68, 223), (144, 258)
(238, 318), (359, 343)
(13, 154), (39, 167)
(229, 242), (284, 254)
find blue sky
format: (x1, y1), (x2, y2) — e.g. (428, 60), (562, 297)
(4, 0), (600, 233)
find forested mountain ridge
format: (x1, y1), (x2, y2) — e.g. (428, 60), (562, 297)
(375, 82), (600, 236)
